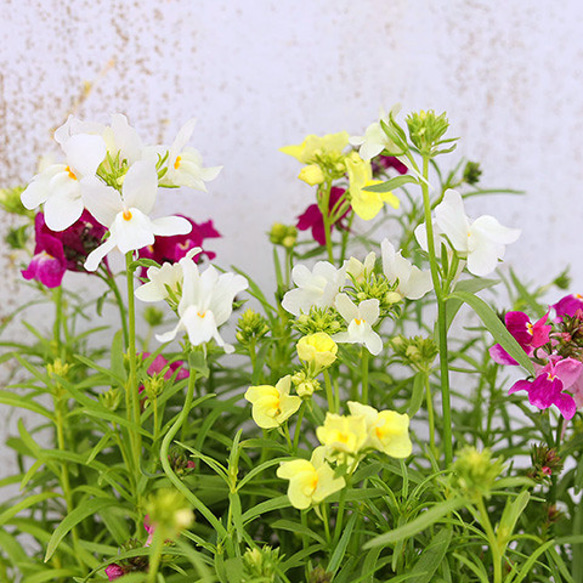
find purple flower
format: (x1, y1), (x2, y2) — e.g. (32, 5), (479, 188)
(489, 311), (551, 366)
(139, 216), (220, 273)
(297, 187), (350, 246)
(553, 294), (583, 319)
(105, 564), (126, 581)
(21, 232), (67, 288)
(509, 356), (580, 420)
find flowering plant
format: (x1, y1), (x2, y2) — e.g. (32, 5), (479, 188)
(1, 108), (582, 583)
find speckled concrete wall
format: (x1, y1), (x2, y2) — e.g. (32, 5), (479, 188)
(1, 1), (583, 473)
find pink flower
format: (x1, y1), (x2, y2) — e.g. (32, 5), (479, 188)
(489, 310), (551, 366)
(144, 352), (189, 381)
(509, 356), (581, 420)
(105, 564), (126, 581)
(139, 216), (220, 275)
(371, 155), (408, 176)
(21, 232), (67, 288)
(553, 294), (583, 319)
(297, 187), (350, 246)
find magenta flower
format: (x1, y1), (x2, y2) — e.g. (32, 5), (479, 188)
(144, 352), (189, 381)
(139, 216), (220, 273)
(297, 187), (350, 246)
(105, 563), (126, 581)
(553, 294), (583, 319)
(489, 311), (551, 366)
(21, 232), (67, 288)
(509, 356), (581, 420)
(371, 155), (408, 176)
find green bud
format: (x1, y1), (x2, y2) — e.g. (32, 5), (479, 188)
(391, 335), (437, 372)
(242, 545), (280, 582)
(236, 308), (270, 345)
(462, 161), (482, 185)
(144, 306), (164, 327)
(308, 566), (334, 583)
(293, 306), (343, 336)
(452, 446), (504, 500)
(553, 268), (571, 291)
(145, 489), (194, 539)
(143, 375), (165, 400)
(269, 223), (297, 248)
(5, 225), (30, 249)
(0, 186), (33, 217)
(406, 110), (457, 157)
(100, 388), (123, 411)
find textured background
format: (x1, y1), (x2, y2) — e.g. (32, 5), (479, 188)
(1, 0), (583, 473)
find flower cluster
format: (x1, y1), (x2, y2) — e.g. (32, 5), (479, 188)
(491, 294), (583, 419)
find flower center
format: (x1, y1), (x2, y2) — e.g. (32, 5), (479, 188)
(122, 209), (133, 221)
(174, 155), (182, 170)
(354, 318), (363, 325)
(197, 310), (207, 318)
(526, 322), (534, 336)
(65, 165), (77, 180)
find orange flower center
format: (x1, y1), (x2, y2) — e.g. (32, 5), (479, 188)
(122, 209), (133, 221)
(355, 318), (363, 325)
(65, 165), (77, 180)
(174, 155), (182, 170)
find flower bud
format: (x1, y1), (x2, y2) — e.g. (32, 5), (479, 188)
(144, 306), (164, 327)
(452, 446), (504, 500)
(145, 489), (194, 539)
(236, 308), (270, 345)
(297, 332), (338, 370)
(298, 163), (325, 186)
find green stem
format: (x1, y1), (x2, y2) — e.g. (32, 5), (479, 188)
(293, 402), (305, 453)
(146, 529), (165, 583)
(424, 372), (437, 457)
(420, 155), (453, 466)
(160, 369), (228, 539)
(53, 287), (63, 355)
(476, 496), (502, 583)
(361, 347), (370, 405)
(319, 181), (334, 263)
(323, 369), (336, 413)
(97, 267), (129, 348)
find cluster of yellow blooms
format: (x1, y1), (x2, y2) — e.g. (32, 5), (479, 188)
(280, 132), (399, 221)
(244, 331), (412, 509)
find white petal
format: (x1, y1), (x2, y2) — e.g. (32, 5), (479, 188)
(171, 119), (197, 159)
(335, 293), (358, 323)
(467, 239), (502, 277)
(358, 299), (380, 325)
(364, 329), (383, 355)
(122, 160), (158, 213)
(471, 215), (521, 245)
(151, 215), (192, 237)
(402, 267), (433, 300)
(209, 272), (248, 326)
(109, 114), (143, 164)
(63, 134), (106, 178)
(111, 209), (154, 253)
(81, 178), (123, 227)
(435, 190), (470, 253)
(156, 320), (183, 344)
(84, 236), (117, 272)
(43, 187), (84, 231)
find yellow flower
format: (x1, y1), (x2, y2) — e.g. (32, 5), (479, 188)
(345, 152), (399, 220)
(296, 332), (338, 371)
(280, 132), (350, 164)
(316, 413), (367, 458)
(298, 164), (325, 186)
(347, 401), (412, 458)
(244, 376), (301, 429)
(277, 446), (345, 509)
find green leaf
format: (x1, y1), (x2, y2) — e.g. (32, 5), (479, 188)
(407, 527), (452, 583)
(328, 512), (357, 573)
(110, 330), (127, 382)
(0, 492), (61, 527)
(22, 569), (80, 583)
(408, 372), (426, 416)
(363, 174), (418, 193)
(444, 278), (498, 331)
(364, 498), (464, 548)
(498, 490), (530, 547)
(270, 519), (326, 545)
(241, 496), (291, 525)
(45, 497), (119, 562)
(448, 290), (534, 374)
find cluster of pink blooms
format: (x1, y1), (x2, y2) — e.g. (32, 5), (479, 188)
(490, 294), (583, 420)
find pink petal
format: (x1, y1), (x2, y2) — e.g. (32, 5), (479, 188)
(554, 392), (577, 420)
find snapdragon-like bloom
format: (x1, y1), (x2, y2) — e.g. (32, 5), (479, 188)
(281, 261), (346, 316)
(347, 401), (412, 458)
(161, 119), (222, 190)
(344, 251), (376, 284)
(316, 413), (368, 459)
(21, 230), (66, 288)
(380, 239), (432, 300)
(345, 152), (399, 221)
(105, 564), (126, 581)
(509, 356), (581, 420)
(489, 310), (551, 366)
(245, 376), (301, 429)
(21, 132), (106, 231)
(280, 132), (350, 164)
(296, 187), (350, 246)
(276, 446), (345, 509)
(83, 160), (192, 271)
(415, 189), (520, 277)
(296, 332), (338, 371)
(553, 294), (583, 319)
(156, 258), (248, 353)
(333, 293), (382, 355)
(349, 105), (401, 160)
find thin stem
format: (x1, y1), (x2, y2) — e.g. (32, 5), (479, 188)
(476, 496), (502, 583)
(319, 181), (335, 263)
(424, 372), (437, 457)
(293, 402), (305, 453)
(160, 369), (228, 539)
(361, 347), (370, 405)
(97, 267), (129, 348)
(323, 369), (336, 413)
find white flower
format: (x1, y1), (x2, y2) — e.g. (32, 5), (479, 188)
(344, 251), (376, 283)
(349, 105), (401, 160)
(21, 133), (106, 231)
(135, 247), (202, 302)
(380, 239), (432, 300)
(83, 160), (192, 271)
(333, 293), (382, 355)
(161, 119), (222, 190)
(156, 260), (248, 353)
(416, 189), (520, 277)
(282, 261), (346, 317)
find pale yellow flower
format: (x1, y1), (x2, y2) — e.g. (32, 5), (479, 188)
(244, 376), (301, 429)
(345, 152), (399, 220)
(316, 413), (367, 458)
(277, 446), (345, 509)
(296, 332), (338, 371)
(298, 164), (325, 186)
(280, 132), (350, 164)
(347, 401), (412, 458)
